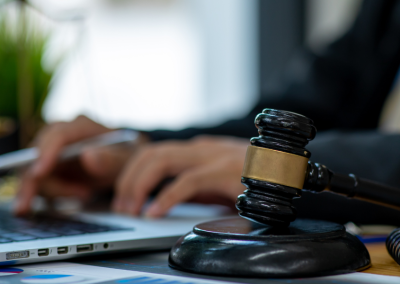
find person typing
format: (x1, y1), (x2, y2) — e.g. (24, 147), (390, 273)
(15, 0), (400, 226)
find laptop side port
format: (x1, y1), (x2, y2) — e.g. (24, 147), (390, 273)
(6, 251), (29, 260)
(38, 249), (49, 257)
(77, 244), (93, 253)
(57, 247), (68, 255)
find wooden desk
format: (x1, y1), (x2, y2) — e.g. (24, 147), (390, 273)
(363, 243), (400, 276)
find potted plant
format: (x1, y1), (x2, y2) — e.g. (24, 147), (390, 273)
(0, 0), (54, 154)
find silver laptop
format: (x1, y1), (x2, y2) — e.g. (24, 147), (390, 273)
(0, 131), (228, 266)
(0, 203), (226, 266)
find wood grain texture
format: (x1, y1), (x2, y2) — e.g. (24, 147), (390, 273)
(362, 243), (400, 276)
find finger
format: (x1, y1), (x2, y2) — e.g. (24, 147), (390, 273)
(80, 145), (132, 183)
(114, 142), (200, 215)
(16, 116), (110, 216)
(38, 177), (92, 200)
(14, 173), (92, 216)
(114, 147), (169, 215)
(16, 124), (81, 215)
(144, 162), (243, 218)
(113, 147), (152, 213)
(31, 115), (111, 178)
(14, 172), (39, 216)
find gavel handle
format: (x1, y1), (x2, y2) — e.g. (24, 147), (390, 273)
(304, 161), (400, 211)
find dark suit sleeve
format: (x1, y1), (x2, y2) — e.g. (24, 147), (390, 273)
(148, 0), (398, 141)
(295, 130), (400, 225)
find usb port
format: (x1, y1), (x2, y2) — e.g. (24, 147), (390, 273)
(38, 249), (49, 257)
(77, 244), (93, 253)
(57, 247), (68, 255)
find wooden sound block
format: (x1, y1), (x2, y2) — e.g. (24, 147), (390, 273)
(169, 217), (371, 278)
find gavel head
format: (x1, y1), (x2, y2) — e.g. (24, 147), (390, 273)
(236, 109), (317, 227)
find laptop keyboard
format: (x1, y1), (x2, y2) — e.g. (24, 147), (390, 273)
(0, 212), (131, 244)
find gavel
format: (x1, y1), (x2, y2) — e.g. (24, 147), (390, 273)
(169, 108), (400, 276)
(236, 108), (400, 228)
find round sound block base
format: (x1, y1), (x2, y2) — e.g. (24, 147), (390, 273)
(169, 218), (371, 278)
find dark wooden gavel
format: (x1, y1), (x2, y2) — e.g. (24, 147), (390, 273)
(236, 108), (400, 228)
(169, 108), (400, 276)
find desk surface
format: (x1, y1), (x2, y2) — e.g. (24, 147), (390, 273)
(74, 242), (400, 283)
(363, 243), (400, 276)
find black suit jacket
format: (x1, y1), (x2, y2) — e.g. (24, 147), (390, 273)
(148, 0), (400, 224)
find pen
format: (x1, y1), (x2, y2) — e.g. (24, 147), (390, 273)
(0, 129), (138, 172)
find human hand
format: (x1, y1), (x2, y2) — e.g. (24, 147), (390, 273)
(113, 136), (248, 217)
(14, 115), (146, 215)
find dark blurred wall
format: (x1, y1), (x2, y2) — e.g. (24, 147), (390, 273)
(258, 0), (305, 96)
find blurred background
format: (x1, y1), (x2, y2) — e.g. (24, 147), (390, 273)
(0, 0), (361, 155)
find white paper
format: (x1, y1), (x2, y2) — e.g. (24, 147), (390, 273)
(0, 262), (235, 284)
(0, 262), (398, 284)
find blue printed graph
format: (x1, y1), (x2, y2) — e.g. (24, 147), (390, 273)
(0, 267), (23, 276)
(117, 276), (193, 284)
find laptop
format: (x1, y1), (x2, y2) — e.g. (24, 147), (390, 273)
(0, 203), (227, 266)
(0, 131), (228, 266)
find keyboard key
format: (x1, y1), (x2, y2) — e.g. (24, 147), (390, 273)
(20, 230), (61, 238)
(33, 232), (61, 238)
(2, 233), (27, 238)
(81, 227), (109, 233)
(9, 235), (37, 241)
(51, 229), (84, 236)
